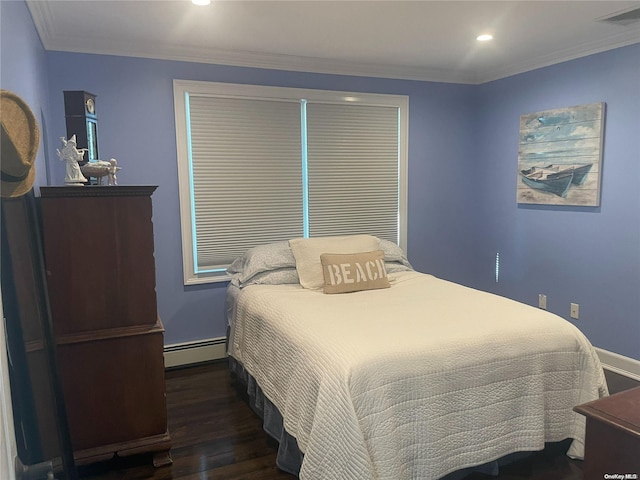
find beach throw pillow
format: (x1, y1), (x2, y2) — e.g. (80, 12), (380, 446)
(320, 250), (390, 294)
(289, 235), (380, 290)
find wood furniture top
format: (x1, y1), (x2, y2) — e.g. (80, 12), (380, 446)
(40, 185), (157, 198)
(574, 386), (640, 439)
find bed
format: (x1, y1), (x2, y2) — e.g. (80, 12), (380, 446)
(226, 235), (608, 479)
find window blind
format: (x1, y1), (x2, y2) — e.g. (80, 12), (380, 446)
(188, 95), (303, 271)
(174, 80), (408, 284)
(306, 102), (400, 243)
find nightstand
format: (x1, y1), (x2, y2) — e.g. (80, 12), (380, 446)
(574, 386), (640, 479)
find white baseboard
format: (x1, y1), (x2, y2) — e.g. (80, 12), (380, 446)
(595, 347), (640, 382)
(164, 337), (227, 368)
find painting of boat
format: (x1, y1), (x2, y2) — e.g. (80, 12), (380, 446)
(517, 103), (605, 206)
(539, 163), (593, 185)
(520, 168), (574, 197)
(520, 162), (593, 197)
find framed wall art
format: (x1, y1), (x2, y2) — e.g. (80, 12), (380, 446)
(517, 102), (605, 206)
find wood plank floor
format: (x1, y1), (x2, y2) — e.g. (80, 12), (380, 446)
(77, 361), (639, 480)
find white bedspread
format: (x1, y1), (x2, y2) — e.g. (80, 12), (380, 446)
(228, 271), (607, 479)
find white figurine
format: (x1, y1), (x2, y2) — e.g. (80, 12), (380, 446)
(57, 135), (87, 185)
(80, 157), (122, 185)
(107, 158), (120, 185)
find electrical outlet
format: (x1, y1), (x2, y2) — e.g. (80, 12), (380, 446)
(570, 303), (579, 319)
(538, 294), (547, 310)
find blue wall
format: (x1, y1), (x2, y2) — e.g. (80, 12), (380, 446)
(475, 44), (640, 360)
(2, 1), (638, 360)
(0, 1), (52, 189)
(41, 51), (477, 345)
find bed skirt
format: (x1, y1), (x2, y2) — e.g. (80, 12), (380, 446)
(229, 356), (303, 474)
(228, 356), (570, 479)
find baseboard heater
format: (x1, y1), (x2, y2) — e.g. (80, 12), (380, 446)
(163, 337), (227, 369)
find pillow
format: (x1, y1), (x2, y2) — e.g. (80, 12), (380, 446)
(226, 237), (411, 288)
(227, 241), (296, 284)
(378, 239), (413, 268)
(230, 267), (300, 288)
(320, 250), (390, 294)
(289, 235), (380, 290)
(385, 263), (413, 274)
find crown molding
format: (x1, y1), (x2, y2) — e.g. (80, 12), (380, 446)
(26, 0), (55, 47)
(40, 36), (481, 85)
(26, 0), (640, 86)
(477, 28), (640, 84)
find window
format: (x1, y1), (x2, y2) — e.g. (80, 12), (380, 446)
(174, 80), (408, 284)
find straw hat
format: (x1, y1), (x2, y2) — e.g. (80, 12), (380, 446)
(1, 89), (40, 198)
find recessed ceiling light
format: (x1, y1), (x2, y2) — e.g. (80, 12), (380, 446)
(192, 0), (211, 5)
(477, 34), (493, 42)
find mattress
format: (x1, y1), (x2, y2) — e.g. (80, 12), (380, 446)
(228, 270), (607, 479)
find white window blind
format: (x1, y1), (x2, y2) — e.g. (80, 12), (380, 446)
(188, 95), (303, 270)
(174, 80), (408, 285)
(306, 102), (399, 243)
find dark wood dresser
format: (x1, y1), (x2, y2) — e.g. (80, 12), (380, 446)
(39, 185), (171, 467)
(574, 386), (640, 479)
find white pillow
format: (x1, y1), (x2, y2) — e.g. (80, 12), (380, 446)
(226, 241), (296, 284)
(289, 235), (380, 290)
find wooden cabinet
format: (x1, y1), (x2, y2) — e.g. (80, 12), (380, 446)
(39, 185), (171, 467)
(574, 386), (640, 479)
(1, 194), (71, 467)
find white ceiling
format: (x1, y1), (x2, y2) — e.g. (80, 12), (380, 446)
(27, 0), (640, 84)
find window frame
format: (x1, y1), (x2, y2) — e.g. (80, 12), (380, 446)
(173, 79), (408, 285)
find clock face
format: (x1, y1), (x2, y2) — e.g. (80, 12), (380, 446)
(86, 97), (95, 115)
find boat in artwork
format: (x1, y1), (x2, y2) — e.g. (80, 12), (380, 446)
(540, 163), (593, 185)
(520, 163), (592, 197)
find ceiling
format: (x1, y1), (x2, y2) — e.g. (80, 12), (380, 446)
(27, 0), (640, 84)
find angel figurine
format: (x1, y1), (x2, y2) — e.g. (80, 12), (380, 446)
(107, 158), (120, 185)
(79, 157), (121, 185)
(57, 135), (88, 185)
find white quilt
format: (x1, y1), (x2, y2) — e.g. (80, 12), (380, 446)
(228, 271), (607, 479)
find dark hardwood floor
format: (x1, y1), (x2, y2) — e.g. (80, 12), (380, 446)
(77, 361), (639, 480)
